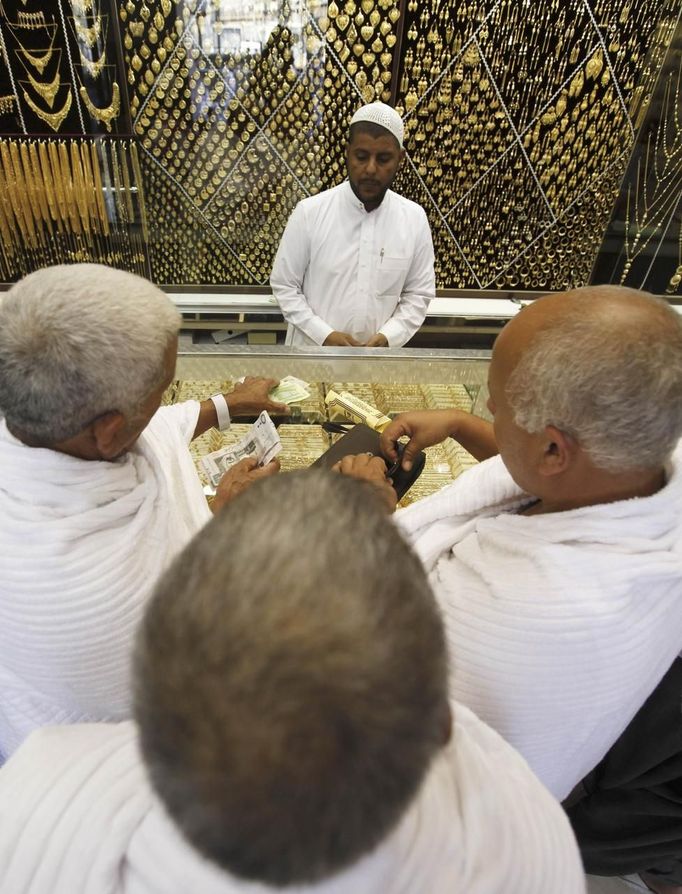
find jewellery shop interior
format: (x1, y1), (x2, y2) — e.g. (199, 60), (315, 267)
(0, 0), (680, 506)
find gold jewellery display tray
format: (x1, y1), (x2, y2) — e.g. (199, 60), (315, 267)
(174, 344), (492, 508)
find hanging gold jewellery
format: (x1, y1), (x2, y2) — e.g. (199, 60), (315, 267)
(8, 21), (58, 68)
(26, 68), (61, 108)
(0, 95), (15, 115)
(16, 11), (47, 28)
(71, 0), (94, 15)
(74, 16), (103, 48)
(23, 87), (73, 131)
(79, 47), (106, 78)
(79, 80), (120, 130)
(14, 28), (57, 76)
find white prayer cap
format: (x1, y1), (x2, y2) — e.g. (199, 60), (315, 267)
(349, 101), (404, 147)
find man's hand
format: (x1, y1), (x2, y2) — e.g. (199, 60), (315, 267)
(380, 410), (465, 471)
(332, 453), (398, 513)
(227, 376), (289, 417)
(323, 331), (362, 347)
(212, 457), (280, 512)
(365, 333), (389, 347)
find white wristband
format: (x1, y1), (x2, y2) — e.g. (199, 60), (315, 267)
(210, 393), (231, 431)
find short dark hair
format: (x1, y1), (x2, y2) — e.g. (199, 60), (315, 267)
(349, 120), (401, 149)
(134, 470), (448, 887)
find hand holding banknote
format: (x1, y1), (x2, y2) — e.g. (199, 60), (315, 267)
(201, 412), (283, 489)
(268, 375), (310, 405)
(212, 457), (281, 512)
(229, 376), (289, 416)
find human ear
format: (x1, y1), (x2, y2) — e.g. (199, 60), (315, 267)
(539, 425), (576, 477)
(91, 411), (128, 460)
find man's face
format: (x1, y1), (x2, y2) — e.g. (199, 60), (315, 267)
(346, 130), (403, 208)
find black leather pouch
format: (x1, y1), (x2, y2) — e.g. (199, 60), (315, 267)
(313, 422), (426, 500)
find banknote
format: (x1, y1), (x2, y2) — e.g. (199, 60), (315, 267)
(200, 412), (282, 488)
(324, 390), (392, 432)
(269, 375), (310, 404)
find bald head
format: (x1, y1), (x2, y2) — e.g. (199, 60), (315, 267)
(499, 285), (674, 362)
(498, 285), (682, 471)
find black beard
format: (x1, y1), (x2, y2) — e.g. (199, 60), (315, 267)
(349, 178), (390, 210)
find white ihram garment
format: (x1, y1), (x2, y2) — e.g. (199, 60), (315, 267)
(270, 181), (435, 347)
(0, 403), (211, 759)
(0, 708), (585, 894)
(396, 441), (682, 800)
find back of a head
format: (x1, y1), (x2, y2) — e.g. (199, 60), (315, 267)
(135, 471), (448, 887)
(506, 285), (682, 471)
(0, 264), (180, 445)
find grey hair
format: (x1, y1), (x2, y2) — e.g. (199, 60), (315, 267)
(134, 470), (448, 887)
(506, 286), (682, 472)
(0, 263), (180, 444)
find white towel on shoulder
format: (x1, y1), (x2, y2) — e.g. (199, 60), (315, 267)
(0, 710), (585, 894)
(397, 441), (682, 799)
(0, 403), (211, 758)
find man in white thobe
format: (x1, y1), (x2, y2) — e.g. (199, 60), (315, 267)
(0, 264), (286, 760)
(270, 102), (435, 348)
(341, 285), (682, 802)
(0, 472), (586, 894)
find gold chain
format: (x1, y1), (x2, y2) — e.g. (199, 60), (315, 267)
(89, 141), (110, 235)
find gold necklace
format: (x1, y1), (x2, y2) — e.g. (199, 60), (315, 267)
(79, 47), (106, 78)
(17, 10), (46, 28)
(7, 22), (58, 71)
(15, 29), (56, 76)
(26, 68), (61, 108)
(23, 87), (72, 131)
(75, 16), (102, 47)
(71, 0), (94, 13)
(79, 80), (120, 131)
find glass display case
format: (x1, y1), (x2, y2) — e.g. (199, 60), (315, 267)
(171, 342), (491, 506)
